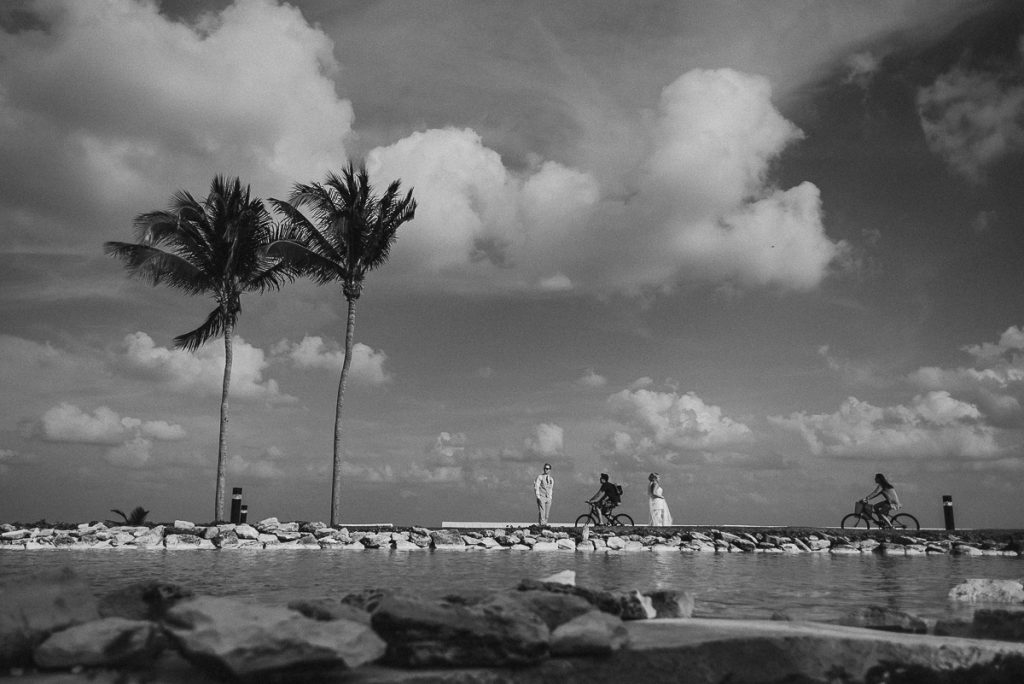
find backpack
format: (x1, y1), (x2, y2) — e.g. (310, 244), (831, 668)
(615, 484), (623, 496)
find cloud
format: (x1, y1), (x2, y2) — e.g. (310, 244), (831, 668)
(120, 332), (295, 403)
(39, 402), (186, 445)
(105, 436), (154, 468)
(367, 68), (844, 296)
(0, 0), (352, 251)
(576, 369), (608, 389)
(367, 127), (600, 278)
(768, 392), (1000, 461)
(640, 69), (844, 291)
(918, 50), (1024, 182)
(843, 51), (882, 88)
(523, 423), (564, 460)
(272, 336), (391, 385)
(906, 325), (1024, 425)
(604, 388), (753, 461)
(226, 453), (286, 480)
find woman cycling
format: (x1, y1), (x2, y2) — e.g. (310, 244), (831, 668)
(863, 473), (901, 527)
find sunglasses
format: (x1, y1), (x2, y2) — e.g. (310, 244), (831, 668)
(544, 466), (551, 470)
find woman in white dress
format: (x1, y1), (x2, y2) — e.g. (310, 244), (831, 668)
(648, 472), (673, 526)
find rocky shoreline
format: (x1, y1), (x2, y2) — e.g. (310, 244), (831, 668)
(2, 518), (1024, 556)
(2, 560), (1024, 683)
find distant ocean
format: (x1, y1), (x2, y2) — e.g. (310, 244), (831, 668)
(2, 549), (1020, 622)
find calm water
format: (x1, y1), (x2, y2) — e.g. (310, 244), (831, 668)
(2, 550), (1021, 623)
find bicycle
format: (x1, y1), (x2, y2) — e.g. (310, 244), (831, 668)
(574, 501), (634, 527)
(840, 500), (919, 530)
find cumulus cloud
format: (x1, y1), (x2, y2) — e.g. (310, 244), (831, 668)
(0, 0), (352, 249)
(641, 69), (844, 291)
(367, 127), (600, 278)
(40, 403), (186, 445)
(120, 332), (295, 403)
(907, 325), (1024, 425)
(605, 388), (753, 457)
(918, 49), (1024, 182)
(523, 423), (564, 460)
(768, 391), (1000, 460)
(272, 336), (391, 385)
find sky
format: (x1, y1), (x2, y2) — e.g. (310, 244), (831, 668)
(2, 0), (1024, 528)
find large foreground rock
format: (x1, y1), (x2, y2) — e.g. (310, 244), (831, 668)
(0, 567), (99, 667)
(164, 596), (386, 679)
(949, 579), (1024, 603)
(369, 593), (550, 667)
(33, 617), (163, 669)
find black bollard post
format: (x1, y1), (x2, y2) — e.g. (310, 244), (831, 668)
(239, 505), (248, 524)
(230, 487), (243, 524)
(942, 494), (955, 531)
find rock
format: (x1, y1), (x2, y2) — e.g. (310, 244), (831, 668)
(732, 539), (757, 552)
(130, 525), (165, 549)
(531, 541), (559, 551)
(516, 580), (656, 620)
(556, 538), (576, 551)
(839, 606), (928, 634)
(164, 534), (215, 550)
(540, 570), (576, 586)
(287, 598), (372, 625)
(606, 536), (626, 550)
(550, 610), (629, 655)
(0, 567), (99, 668)
(644, 590), (694, 618)
(369, 593), (549, 667)
(212, 530), (239, 548)
(429, 529), (465, 549)
(393, 540), (421, 551)
(233, 523), (260, 540)
(971, 609), (1024, 641)
(172, 520), (195, 529)
(949, 579), (1024, 603)
(504, 590), (595, 629)
(165, 596), (385, 678)
(97, 581), (194, 621)
(33, 617), (164, 669)
(255, 517), (280, 532)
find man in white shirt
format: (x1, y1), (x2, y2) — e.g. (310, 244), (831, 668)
(534, 463), (554, 525)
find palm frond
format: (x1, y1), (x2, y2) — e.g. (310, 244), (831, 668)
(104, 242), (212, 294)
(173, 305), (229, 352)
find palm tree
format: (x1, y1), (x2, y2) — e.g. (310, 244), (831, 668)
(104, 176), (294, 522)
(269, 163), (416, 526)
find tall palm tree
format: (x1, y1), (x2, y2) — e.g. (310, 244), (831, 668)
(269, 163), (416, 526)
(104, 176), (293, 522)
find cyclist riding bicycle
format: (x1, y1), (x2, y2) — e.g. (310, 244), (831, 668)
(862, 472), (901, 527)
(587, 473), (622, 524)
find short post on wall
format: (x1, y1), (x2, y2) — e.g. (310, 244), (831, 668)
(942, 494), (955, 531)
(230, 487), (243, 524)
(239, 504), (248, 524)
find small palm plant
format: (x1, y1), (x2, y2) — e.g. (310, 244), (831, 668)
(105, 176), (295, 522)
(269, 163), (416, 526)
(110, 506), (150, 525)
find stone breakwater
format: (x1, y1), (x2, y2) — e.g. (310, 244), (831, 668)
(2, 518), (1023, 556)
(3, 565), (1024, 683)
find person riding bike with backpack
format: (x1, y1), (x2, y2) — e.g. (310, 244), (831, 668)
(587, 473), (622, 524)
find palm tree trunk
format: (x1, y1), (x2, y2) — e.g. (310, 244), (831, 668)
(216, 320), (233, 523)
(331, 295), (357, 527)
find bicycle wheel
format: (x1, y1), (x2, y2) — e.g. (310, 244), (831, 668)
(612, 513), (634, 526)
(575, 514), (597, 527)
(841, 513), (869, 529)
(891, 513), (919, 531)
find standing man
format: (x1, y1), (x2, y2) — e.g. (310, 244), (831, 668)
(535, 463), (554, 525)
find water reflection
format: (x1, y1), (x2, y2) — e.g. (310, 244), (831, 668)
(1, 549), (1019, 623)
